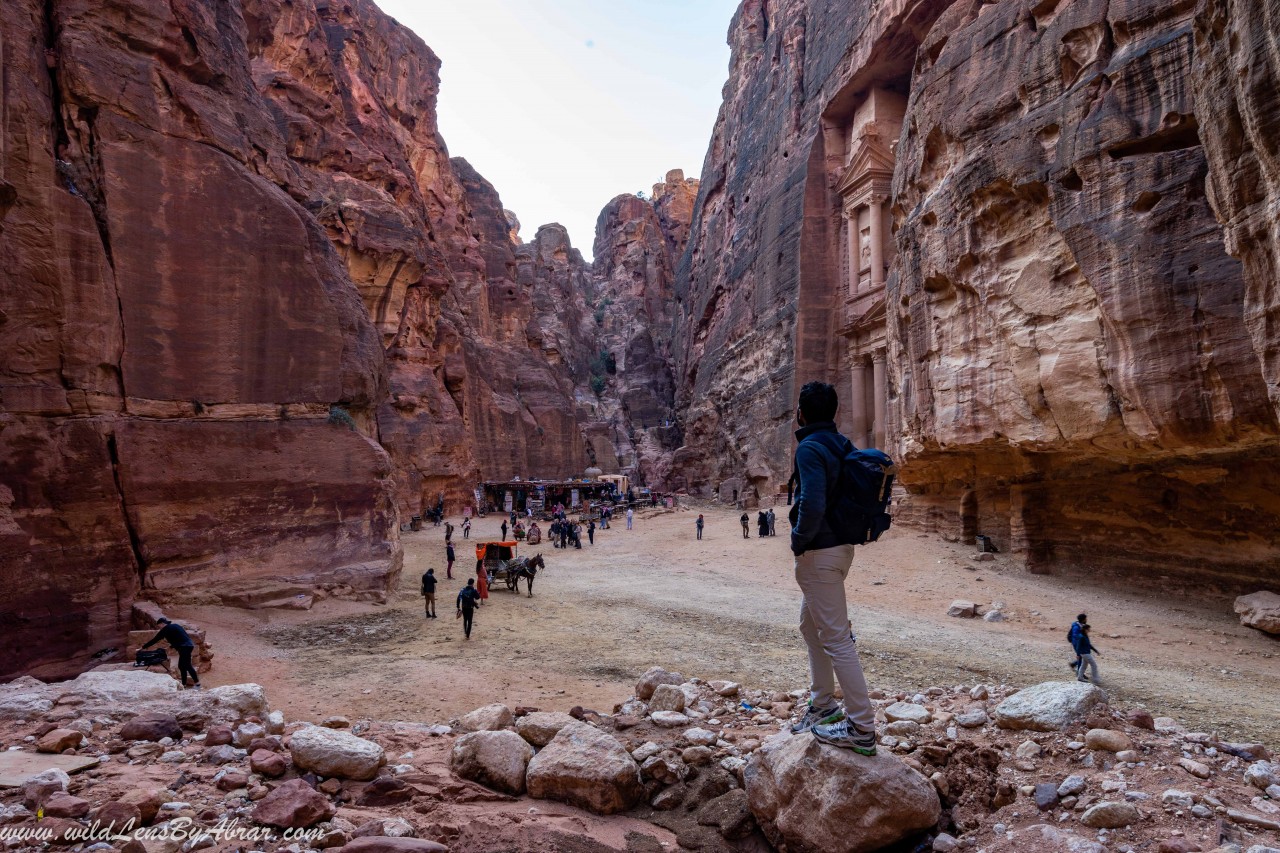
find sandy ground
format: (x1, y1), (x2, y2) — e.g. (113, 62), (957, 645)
(174, 507), (1280, 745)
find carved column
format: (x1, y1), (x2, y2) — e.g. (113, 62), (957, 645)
(871, 350), (887, 449)
(850, 357), (868, 447)
(844, 207), (859, 298)
(868, 195), (885, 288)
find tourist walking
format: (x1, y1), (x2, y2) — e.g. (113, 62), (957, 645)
(444, 521), (454, 542)
(560, 522), (569, 549)
(696, 514), (704, 540)
(740, 512), (750, 539)
(462, 518), (471, 539)
(500, 520), (508, 540)
(767, 508), (776, 536)
(626, 507), (634, 530)
(457, 579), (481, 639)
(475, 557), (489, 605)
(572, 522), (583, 549)
(1074, 624), (1102, 683)
(1067, 613), (1088, 672)
(140, 618), (201, 689)
(787, 381), (877, 755)
(445, 541), (455, 579)
(421, 568), (437, 618)
(588, 519), (596, 545)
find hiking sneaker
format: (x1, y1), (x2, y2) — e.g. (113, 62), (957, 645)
(790, 703), (844, 735)
(812, 719), (877, 755)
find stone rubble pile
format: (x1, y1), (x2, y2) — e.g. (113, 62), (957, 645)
(0, 667), (1276, 853)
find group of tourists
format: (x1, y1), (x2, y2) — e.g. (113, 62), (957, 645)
(736, 508), (777, 538)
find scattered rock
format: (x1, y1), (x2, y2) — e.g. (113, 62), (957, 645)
(252, 778), (335, 829)
(525, 721), (642, 814)
(884, 702), (932, 725)
(289, 725), (386, 780)
(35, 729), (83, 753)
(1179, 757), (1211, 779)
(1227, 808), (1280, 832)
(233, 721), (267, 747)
(320, 715), (351, 729)
(1057, 775), (1087, 797)
(21, 768), (70, 809)
(93, 800), (142, 829)
(682, 746), (714, 766)
(1157, 839), (1202, 853)
(119, 788), (166, 824)
(42, 792), (90, 818)
(216, 770), (250, 791)
(1034, 782), (1060, 810)
(993, 682), (1106, 731)
(1234, 591), (1280, 635)
(1086, 729), (1134, 753)
(697, 788), (755, 840)
(1128, 709), (1156, 730)
(119, 714), (183, 742)
(636, 667), (684, 700)
(1016, 740), (1043, 759)
(983, 610), (1005, 622)
(457, 703), (514, 732)
(745, 732), (941, 853)
(709, 681), (740, 697)
(514, 711), (575, 747)
(650, 710), (691, 727)
(251, 748), (288, 778)
(683, 727), (718, 746)
(649, 684), (687, 713)
(1245, 760), (1280, 790)
(358, 776), (413, 807)
(202, 744), (238, 765)
(955, 709), (987, 728)
(205, 725), (233, 746)
(1081, 800), (1141, 828)
(450, 730), (533, 796)
(886, 720), (922, 737)
(1013, 824), (1104, 852)
(947, 600), (978, 618)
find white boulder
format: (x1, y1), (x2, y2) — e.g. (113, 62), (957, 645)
(288, 725), (385, 780)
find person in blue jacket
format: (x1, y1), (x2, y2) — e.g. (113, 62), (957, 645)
(1068, 613), (1088, 671)
(787, 381), (877, 756)
(1073, 623), (1102, 683)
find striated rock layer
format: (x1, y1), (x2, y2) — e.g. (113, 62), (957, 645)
(673, 0), (1280, 585)
(0, 0), (690, 678)
(1, 0), (403, 678)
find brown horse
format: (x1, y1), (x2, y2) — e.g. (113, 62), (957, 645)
(510, 553), (545, 597)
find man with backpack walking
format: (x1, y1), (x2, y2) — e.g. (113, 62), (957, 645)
(457, 578), (481, 639)
(1073, 623), (1102, 683)
(1068, 613), (1088, 672)
(787, 381), (880, 756)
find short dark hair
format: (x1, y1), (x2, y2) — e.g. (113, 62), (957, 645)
(466, 578), (475, 585)
(798, 381), (838, 423)
(1077, 613), (1088, 622)
(157, 618), (170, 624)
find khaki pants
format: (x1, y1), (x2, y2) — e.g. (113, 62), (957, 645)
(424, 593), (436, 615)
(795, 544), (875, 730)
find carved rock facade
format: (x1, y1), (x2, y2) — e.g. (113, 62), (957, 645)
(674, 0), (1280, 585)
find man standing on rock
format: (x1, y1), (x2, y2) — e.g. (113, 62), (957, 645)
(787, 381), (877, 756)
(140, 617), (201, 689)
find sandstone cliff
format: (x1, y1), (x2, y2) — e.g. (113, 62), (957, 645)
(674, 0), (1280, 584)
(1, 0), (405, 679)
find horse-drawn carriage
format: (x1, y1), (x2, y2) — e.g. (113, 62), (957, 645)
(475, 541), (544, 596)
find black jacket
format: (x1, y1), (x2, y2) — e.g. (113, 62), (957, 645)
(142, 622), (194, 650)
(457, 587), (481, 610)
(422, 573), (437, 595)
(789, 421), (852, 556)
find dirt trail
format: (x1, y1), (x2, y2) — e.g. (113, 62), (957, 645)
(176, 507), (1280, 744)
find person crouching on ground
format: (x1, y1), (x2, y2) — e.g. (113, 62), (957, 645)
(788, 380), (877, 755)
(457, 578), (481, 639)
(141, 617), (201, 689)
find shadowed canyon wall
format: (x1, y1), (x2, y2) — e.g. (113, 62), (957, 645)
(673, 0), (1280, 586)
(0, 0), (694, 679)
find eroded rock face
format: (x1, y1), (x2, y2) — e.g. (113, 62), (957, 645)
(890, 0), (1280, 579)
(674, 0), (1280, 581)
(0, 0), (406, 678)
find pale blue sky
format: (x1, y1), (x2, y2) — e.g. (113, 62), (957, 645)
(376, 0), (740, 259)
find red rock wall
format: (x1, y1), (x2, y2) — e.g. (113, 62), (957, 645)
(675, 0), (1280, 584)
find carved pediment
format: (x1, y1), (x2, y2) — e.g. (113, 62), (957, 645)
(836, 134), (897, 197)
